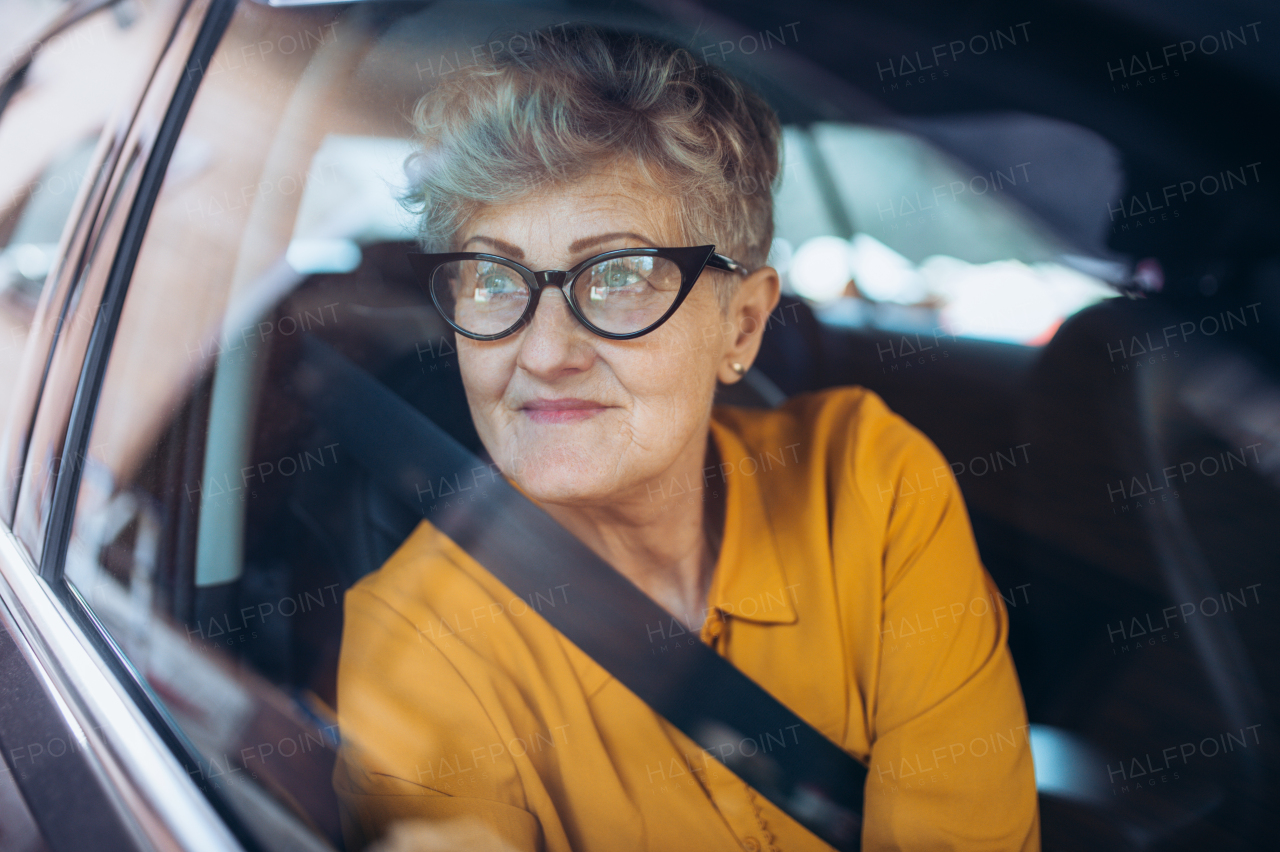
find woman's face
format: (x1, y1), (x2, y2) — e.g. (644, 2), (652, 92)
(454, 166), (758, 508)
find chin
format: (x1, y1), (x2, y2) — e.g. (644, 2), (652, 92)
(500, 447), (622, 506)
(512, 465), (614, 506)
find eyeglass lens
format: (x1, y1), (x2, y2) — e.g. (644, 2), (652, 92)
(432, 255), (684, 336)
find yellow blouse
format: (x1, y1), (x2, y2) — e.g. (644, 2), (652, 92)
(333, 387), (1040, 851)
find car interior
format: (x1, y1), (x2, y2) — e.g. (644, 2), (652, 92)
(4, 0), (1272, 850)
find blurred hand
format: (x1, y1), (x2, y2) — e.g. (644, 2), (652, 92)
(369, 817), (526, 852)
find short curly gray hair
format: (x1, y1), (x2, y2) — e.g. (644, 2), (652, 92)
(404, 24), (782, 305)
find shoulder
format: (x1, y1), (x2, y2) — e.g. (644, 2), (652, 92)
(344, 520), (486, 632)
(347, 521), (445, 599)
(713, 385), (911, 444)
(342, 519), (601, 689)
(712, 386), (946, 494)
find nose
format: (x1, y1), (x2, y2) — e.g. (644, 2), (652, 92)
(514, 285), (595, 378)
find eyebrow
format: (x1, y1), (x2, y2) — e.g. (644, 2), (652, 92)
(462, 236), (525, 258)
(461, 232), (657, 262)
(568, 232), (656, 253)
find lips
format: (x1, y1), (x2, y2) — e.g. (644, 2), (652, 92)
(521, 397), (607, 423)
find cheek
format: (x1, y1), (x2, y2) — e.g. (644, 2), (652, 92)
(643, 306), (723, 360)
(620, 331), (721, 422)
(639, 294), (727, 377)
(458, 340), (513, 416)
(630, 352), (714, 409)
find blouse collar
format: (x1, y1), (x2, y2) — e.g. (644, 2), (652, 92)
(704, 416), (799, 626)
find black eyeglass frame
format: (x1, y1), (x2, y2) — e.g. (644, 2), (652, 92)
(407, 245), (749, 341)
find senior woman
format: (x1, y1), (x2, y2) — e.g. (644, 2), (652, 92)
(334, 24), (1038, 852)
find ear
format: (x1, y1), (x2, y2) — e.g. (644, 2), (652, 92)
(717, 265), (781, 384)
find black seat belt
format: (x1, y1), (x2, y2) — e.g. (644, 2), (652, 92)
(295, 335), (866, 851)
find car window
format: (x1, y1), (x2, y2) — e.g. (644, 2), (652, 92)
(54, 0), (1131, 844)
(56, 1), (518, 846)
(46, 1), (1275, 851)
(61, 4), (905, 844)
(775, 120), (1118, 345)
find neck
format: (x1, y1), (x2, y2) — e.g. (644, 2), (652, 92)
(539, 432), (726, 631)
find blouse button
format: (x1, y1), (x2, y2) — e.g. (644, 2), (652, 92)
(707, 618), (724, 639)
(743, 838), (761, 852)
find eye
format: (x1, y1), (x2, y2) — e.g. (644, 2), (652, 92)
(602, 265), (643, 287)
(585, 258), (654, 299)
(474, 263), (523, 298)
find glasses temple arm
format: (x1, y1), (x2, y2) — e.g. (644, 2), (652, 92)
(706, 252), (751, 277)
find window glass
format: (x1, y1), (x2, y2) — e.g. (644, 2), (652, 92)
(776, 120), (1120, 345)
(56, 2), (1124, 844)
(52, 2), (1272, 851)
(58, 1), (576, 845)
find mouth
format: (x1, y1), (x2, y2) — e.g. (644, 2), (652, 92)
(520, 397), (608, 424)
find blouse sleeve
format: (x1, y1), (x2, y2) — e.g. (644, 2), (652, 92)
(855, 401), (1040, 851)
(333, 584), (543, 852)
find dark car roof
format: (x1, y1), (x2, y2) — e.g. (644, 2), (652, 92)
(701, 0), (1276, 299)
